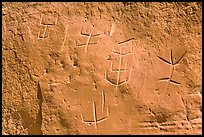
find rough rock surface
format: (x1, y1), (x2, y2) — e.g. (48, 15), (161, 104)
(2, 2), (202, 135)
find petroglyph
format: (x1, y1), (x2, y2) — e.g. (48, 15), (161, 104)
(157, 50), (187, 91)
(81, 101), (108, 131)
(101, 90), (105, 113)
(104, 68), (132, 92)
(37, 13), (58, 40)
(112, 44), (133, 56)
(105, 39), (133, 92)
(77, 27), (100, 53)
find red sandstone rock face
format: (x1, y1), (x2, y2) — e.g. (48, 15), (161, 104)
(2, 2), (202, 135)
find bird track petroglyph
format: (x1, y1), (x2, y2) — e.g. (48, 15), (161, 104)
(157, 50), (187, 91)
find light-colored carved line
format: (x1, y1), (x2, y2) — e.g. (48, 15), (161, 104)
(62, 25), (68, 52)
(49, 82), (61, 87)
(44, 22), (56, 25)
(80, 33), (90, 36)
(127, 66), (132, 82)
(112, 50), (121, 55)
(124, 61), (128, 71)
(173, 51), (187, 65)
(38, 25), (48, 40)
(157, 55), (171, 65)
(157, 50), (187, 67)
(110, 23), (114, 36)
(187, 93), (202, 97)
(78, 28), (100, 53)
(40, 13), (58, 26)
(118, 79), (128, 86)
(115, 47), (122, 92)
(120, 40), (133, 55)
(158, 78), (169, 81)
(105, 69), (132, 86)
(157, 50), (187, 90)
(81, 101), (108, 131)
(112, 50), (132, 56)
(110, 61), (128, 72)
(92, 33), (100, 37)
(121, 51), (132, 56)
(118, 66), (132, 86)
(97, 117), (107, 124)
(55, 14), (58, 25)
(81, 114), (94, 126)
(38, 14), (59, 40)
(80, 33), (100, 37)
(107, 106), (109, 116)
(166, 65), (174, 91)
(37, 29), (41, 40)
(157, 78), (181, 86)
(111, 68), (128, 72)
(81, 115), (93, 123)
(111, 44), (115, 54)
(87, 30), (93, 53)
(77, 43), (87, 46)
(169, 79), (181, 85)
(102, 90), (105, 113)
(112, 45), (133, 56)
(170, 50), (173, 64)
(166, 60), (180, 90)
(77, 42), (97, 47)
(37, 15), (43, 40)
(104, 70), (117, 86)
(42, 25), (48, 39)
(107, 45), (132, 91)
(81, 113), (85, 123)
(93, 101), (98, 131)
(106, 60), (132, 89)
(118, 38), (135, 45)
(118, 78), (129, 86)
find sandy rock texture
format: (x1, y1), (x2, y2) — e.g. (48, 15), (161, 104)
(2, 2), (202, 135)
